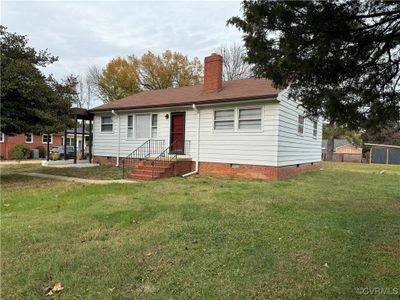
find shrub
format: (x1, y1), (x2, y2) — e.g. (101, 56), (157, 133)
(51, 152), (61, 161)
(35, 146), (46, 158)
(11, 144), (31, 160)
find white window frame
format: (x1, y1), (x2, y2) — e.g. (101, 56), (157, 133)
(313, 121), (318, 138)
(42, 134), (53, 144)
(213, 106), (263, 133)
(213, 109), (235, 132)
(0, 132), (4, 143)
(237, 107), (263, 132)
(151, 114), (158, 138)
(101, 116), (113, 133)
(25, 133), (33, 144)
(298, 115), (305, 135)
(127, 115), (133, 138)
(66, 137), (75, 147)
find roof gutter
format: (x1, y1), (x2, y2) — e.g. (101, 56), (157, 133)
(182, 104), (200, 177)
(111, 110), (121, 167)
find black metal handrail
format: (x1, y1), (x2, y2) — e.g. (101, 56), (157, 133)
(122, 139), (165, 178)
(151, 140), (178, 179)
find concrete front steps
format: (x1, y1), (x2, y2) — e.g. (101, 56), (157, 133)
(127, 159), (193, 181)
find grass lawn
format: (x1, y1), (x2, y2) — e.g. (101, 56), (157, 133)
(0, 163), (122, 180)
(1, 162), (399, 299)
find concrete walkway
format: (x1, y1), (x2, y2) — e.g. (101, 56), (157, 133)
(20, 172), (137, 184)
(0, 160), (44, 165)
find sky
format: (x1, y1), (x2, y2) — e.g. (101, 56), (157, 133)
(2, 0), (244, 82)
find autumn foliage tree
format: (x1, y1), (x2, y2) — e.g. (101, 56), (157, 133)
(94, 51), (203, 103)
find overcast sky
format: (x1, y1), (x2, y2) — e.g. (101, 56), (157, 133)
(2, 1), (244, 81)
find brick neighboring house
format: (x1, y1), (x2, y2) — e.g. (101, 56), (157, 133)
(0, 132), (62, 160)
(322, 139), (362, 162)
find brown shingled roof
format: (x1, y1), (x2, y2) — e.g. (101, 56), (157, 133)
(90, 78), (281, 112)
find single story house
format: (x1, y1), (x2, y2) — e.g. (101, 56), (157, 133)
(0, 132), (62, 159)
(90, 53), (322, 180)
(0, 129), (90, 160)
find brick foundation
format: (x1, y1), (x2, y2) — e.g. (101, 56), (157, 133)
(92, 156), (193, 175)
(93, 156), (320, 180)
(197, 161), (320, 180)
(92, 156), (120, 166)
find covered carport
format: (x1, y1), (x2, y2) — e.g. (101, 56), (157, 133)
(364, 143), (400, 165)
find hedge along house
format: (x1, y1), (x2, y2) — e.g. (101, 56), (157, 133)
(90, 53), (322, 180)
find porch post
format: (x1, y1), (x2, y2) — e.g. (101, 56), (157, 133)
(46, 133), (50, 161)
(81, 120), (85, 160)
(64, 130), (67, 160)
(88, 119), (93, 163)
(74, 113), (77, 164)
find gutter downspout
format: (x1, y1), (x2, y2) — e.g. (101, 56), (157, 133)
(111, 110), (121, 167)
(182, 104), (200, 177)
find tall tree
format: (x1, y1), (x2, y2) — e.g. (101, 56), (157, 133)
(362, 122), (400, 146)
(139, 51), (203, 90)
(98, 56), (141, 103)
(216, 43), (252, 80)
(93, 51), (203, 103)
(1, 26), (76, 135)
(228, 1), (400, 130)
(86, 65), (103, 103)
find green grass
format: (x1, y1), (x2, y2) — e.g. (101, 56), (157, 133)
(0, 163), (122, 180)
(1, 162), (399, 299)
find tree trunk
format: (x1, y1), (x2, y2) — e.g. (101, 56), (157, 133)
(326, 121), (335, 161)
(327, 136), (334, 161)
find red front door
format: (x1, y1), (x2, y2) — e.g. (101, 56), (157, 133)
(170, 112), (185, 154)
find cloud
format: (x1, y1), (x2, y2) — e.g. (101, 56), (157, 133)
(2, 1), (243, 79)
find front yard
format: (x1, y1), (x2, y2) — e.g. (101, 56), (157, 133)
(1, 162), (399, 299)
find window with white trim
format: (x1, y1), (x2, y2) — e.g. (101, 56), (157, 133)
(127, 115), (133, 138)
(313, 121), (318, 138)
(101, 116), (113, 132)
(25, 133), (33, 143)
(298, 115), (305, 134)
(238, 107), (262, 130)
(66, 137), (75, 146)
(214, 109), (235, 131)
(0, 132), (4, 143)
(151, 114), (158, 138)
(42, 134), (52, 144)
(135, 114), (151, 138)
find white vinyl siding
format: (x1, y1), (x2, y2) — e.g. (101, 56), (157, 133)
(92, 100), (279, 165)
(127, 115), (133, 138)
(214, 109), (234, 131)
(101, 116), (113, 132)
(277, 90), (322, 166)
(92, 92), (322, 168)
(25, 133), (33, 143)
(238, 107), (262, 130)
(198, 101), (279, 165)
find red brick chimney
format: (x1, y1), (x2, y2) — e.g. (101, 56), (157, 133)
(204, 53), (223, 92)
